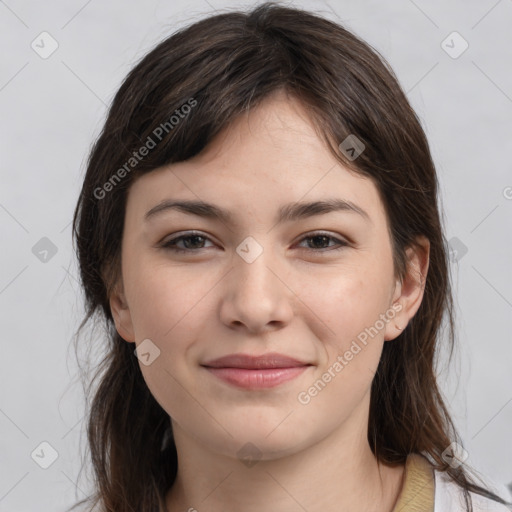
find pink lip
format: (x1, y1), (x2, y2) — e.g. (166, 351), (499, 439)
(201, 352), (312, 389)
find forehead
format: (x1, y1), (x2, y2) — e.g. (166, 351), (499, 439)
(125, 93), (388, 230)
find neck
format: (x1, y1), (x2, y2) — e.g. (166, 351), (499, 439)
(164, 407), (404, 512)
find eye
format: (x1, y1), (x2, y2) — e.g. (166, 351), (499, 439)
(160, 231), (215, 253)
(159, 230), (348, 254)
(296, 231), (349, 253)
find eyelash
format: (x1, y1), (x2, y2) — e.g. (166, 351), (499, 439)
(160, 231), (349, 254)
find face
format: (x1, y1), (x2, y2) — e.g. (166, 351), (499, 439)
(110, 91), (426, 461)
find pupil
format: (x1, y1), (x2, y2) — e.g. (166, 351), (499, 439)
(311, 235), (328, 248)
(185, 235), (204, 249)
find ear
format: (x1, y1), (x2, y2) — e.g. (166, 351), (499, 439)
(109, 280), (136, 343)
(384, 235), (430, 341)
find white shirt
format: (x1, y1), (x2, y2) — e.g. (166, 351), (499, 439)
(434, 470), (512, 512)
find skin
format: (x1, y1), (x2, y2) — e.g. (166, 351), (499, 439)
(110, 90), (430, 512)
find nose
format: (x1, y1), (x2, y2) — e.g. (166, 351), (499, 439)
(219, 246), (294, 334)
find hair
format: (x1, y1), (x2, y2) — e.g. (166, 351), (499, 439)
(69, 3), (511, 511)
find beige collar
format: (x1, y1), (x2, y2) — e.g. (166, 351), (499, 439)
(392, 453), (435, 512)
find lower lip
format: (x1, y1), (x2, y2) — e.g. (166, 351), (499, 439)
(203, 366), (310, 389)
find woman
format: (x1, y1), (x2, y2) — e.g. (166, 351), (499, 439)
(70, 3), (512, 511)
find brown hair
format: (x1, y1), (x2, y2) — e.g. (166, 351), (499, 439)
(69, 3), (510, 511)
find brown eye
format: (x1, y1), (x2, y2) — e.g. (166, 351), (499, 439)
(297, 232), (348, 252)
(160, 232), (215, 253)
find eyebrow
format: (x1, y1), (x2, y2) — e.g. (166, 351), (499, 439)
(144, 198), (371, 225)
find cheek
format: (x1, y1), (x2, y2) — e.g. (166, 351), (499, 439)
(306, 266), (391, 347)
(294, 273), (390, 419)
(303, 264), (393, 399)
(124, 261), (214, 416)
(125, 258), (211, 341)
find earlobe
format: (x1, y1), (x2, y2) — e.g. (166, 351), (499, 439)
(109, 283), (136, 343)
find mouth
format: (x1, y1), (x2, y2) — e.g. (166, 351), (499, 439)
(201, 352), (313, 389)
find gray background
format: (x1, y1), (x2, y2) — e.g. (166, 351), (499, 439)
(1, 0), (511, 510)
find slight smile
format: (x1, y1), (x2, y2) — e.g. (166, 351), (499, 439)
(201, 352), (314, 390)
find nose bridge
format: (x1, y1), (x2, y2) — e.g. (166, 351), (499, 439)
(233, 235), (279, 297)
(221, 235), (293, 332)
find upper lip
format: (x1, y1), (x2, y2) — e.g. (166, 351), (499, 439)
(202, 352), (311, 369)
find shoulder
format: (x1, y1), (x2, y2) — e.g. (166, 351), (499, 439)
(434, 469), (512, 512)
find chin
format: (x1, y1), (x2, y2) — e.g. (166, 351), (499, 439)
(200, 420), (311, 462)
